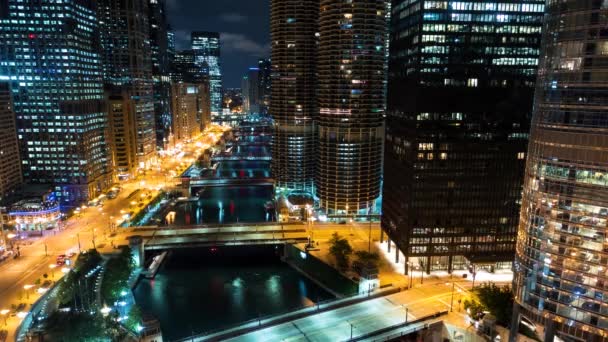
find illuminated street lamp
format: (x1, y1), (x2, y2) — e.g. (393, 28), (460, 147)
(49, 264), (57, 278)
(23, 284), (34, 299)
(0, 309), (9, 325)
(100, 306), (112, 316)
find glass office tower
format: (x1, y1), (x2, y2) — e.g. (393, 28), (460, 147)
(0, 0), (113, 205)
(191, 32), (223, 116)
(148, 0), (173, 149)
(382, 0), (543, 273)
(316, 0), (388, 214)
(512, 1), (608, 341)
(270, 0), (318, 193)
(0, 82), (22, 199)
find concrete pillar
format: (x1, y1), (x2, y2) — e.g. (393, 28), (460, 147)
(128, 235), (144, 268)
(395, 247), (399, 263)
(543, 318), (556, 342)
(508, 302), (520, 342)
(426, 256), (431, 274)
(380, 229), (384, 243)
(448, 255), (453, 274)
(387, 239), (391, 252)
(404, 256), (409, 275)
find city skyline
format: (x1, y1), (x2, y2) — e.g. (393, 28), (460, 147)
(0, 1), (607, 342)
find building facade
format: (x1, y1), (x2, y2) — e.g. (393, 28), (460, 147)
(270, 0), (318, 194)
(191, 32), (223, 116)
(170, 83), (210, 146)
(0, 0), (113, 205)
(106, 88), (138, 180)
(171, 50), (208, 84)
(242, 67), (260, 114)
(382, 0), (544, 273)
(258, 58), (271, 114)
(98, 0), (156, 168)
(512, 1), (608, 341)
(0, 82), (22, 200)
(316, 0), (388, 214)
(148, 0), (173, 150)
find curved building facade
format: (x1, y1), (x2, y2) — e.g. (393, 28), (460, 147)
(316, 0), (387, 214)
(270, 0), (318, 193)
(513, 1), (608, 341)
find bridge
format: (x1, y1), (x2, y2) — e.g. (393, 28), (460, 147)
(186, 177), (274, 187)
(116, 224), (308, 251)
(177, 284), (453, 342)
(211, 155), (272, 162)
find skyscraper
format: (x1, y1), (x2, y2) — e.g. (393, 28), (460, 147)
(171, 50), (208, 84)
(148, 0), (173, 149)
(0, 0), (113, 204)
(191, 32), (223, 116)
(242, 67), (260, 114)
(258, 58), (272, 114)
(316, 0), (388, 214)
(382, 0), (544, 273)
(98, 0), (156, 169)
(270, 0), (318, 193)
(0, 82), (22, 200)
(170, 82), (210, 146)
(512, 2), (608, 341)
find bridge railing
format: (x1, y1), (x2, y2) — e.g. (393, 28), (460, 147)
(176, 287), (402, 342)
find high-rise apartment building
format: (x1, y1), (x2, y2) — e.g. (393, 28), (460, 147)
(170, 83), (210, 146)
(316, 0), (388, 214)
(106, 88), (138, 180)
(270, 0), (318, 193)
(0, 82), (22, 199)
(148, 0), (173, 149)
(382, 0), (544, 273)
(191, 32), (223, 116)
(0, 0), (113, 204)
(98, 0), (156, 169)
(512, 1), (608, 341)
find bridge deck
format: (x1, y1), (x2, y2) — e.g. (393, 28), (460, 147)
(118, 225), (309, 249)
(187, 286), (451, 342)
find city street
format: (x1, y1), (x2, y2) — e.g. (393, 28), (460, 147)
(0, 126), (228, 340)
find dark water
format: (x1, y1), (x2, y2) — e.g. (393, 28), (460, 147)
(134, 247), (333, 341)
(169, 185), (274, 225)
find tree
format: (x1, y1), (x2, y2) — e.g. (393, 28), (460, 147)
(352, 251), (380, 275)
(474, 282), (514, 326)
(125, 305), (143, 334)
(44, 311), (122, 341)
(101, 246), (135, 304)
(329, 232), (353, 271)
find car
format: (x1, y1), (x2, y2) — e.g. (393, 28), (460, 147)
(520, 316), (536, 333)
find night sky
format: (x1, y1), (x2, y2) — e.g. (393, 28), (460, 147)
(166, 0), (270, 88)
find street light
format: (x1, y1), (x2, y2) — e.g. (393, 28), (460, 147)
(348, 321), (355, 341)
(402, 304), (409, 323)
(23, 284), (34, 299)
(0, 309), (9, 326)
(49, 264), (57, 279)
(407, 261), (413, 289)
(448, 281), (456, 312)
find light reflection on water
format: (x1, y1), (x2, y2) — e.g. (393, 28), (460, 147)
(133, 247), (333, 341)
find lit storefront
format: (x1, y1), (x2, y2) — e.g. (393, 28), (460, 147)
(9, 199), (60, 233)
